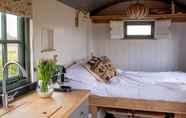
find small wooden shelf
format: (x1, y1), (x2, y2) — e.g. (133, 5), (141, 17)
(91, 13), (186, 23)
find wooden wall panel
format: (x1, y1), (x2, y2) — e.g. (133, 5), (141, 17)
(90, 22), (186, 72)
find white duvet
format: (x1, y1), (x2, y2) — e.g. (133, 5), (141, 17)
(64, 64), (186, 102)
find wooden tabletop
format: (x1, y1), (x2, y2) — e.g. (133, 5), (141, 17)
(0, 90), (90, 118)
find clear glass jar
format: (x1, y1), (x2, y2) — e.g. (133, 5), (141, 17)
(37, 80), (53, 98)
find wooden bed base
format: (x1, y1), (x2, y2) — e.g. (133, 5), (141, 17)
(89, 95), (186, 118)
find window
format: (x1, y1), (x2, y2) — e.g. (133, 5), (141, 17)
(0, 44), (2, 80)
(0, 13), (30, 80)
(124, 21), (155, 39)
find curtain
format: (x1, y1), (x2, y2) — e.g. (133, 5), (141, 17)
(0, 0), (32, 18)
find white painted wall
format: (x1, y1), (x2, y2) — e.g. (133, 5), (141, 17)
(31, 0), (186, 78)
(91, 22), (186, 72)
(172, 23), (186, 71)
(32, 0), (90, 80)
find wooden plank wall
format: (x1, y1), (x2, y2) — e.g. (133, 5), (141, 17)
(90, 22), (186, 72)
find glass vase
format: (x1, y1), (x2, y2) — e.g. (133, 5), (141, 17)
(37, 80), (53, 98)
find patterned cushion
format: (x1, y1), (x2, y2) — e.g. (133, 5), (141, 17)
(87, 56), (117, 83)
(102, 69), (117, 82)
(92, 61), (107, 80)
(101, 56), (117, 82)
(87, 56), (101, 69)
(101, 56), (115, 69)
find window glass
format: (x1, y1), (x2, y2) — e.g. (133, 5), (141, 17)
(124, 21), (154, 39)
(0, 13), (1, 40)
(7, 14), (18, 40)
(0, 13), (29, 90)
(0, 44), (2, 80)
(127, 25), (152, 36)
(7, 44), (19, 77)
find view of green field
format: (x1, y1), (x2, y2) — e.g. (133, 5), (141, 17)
(0, 56), (2, 80)
(0, 13), (19, 80)
(0, 46), (19, 80)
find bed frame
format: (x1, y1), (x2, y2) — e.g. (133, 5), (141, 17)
(89, 95), (186, 118)
(65, 62), (186, 118)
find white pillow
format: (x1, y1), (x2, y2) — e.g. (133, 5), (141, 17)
(66, 64), (98, 85)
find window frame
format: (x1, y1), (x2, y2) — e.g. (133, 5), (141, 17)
(124, 21), (155, 39)
(0, 13), (30, 79)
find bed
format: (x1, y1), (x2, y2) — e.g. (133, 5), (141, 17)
(64, 63), (186, 118)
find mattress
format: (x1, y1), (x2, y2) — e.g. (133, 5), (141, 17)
(64, 64), (186, 102)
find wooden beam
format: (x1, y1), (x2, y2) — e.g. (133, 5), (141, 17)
(91, 13), (186, 23)
(90, 95), (186, 115)
(172, 0), (176, 14)
(175, 114), (186, 118)
(90, 105), (98, 118)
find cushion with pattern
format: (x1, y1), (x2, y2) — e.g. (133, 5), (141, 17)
(87, 56), (117, 83)
(87, 56), (101, 69)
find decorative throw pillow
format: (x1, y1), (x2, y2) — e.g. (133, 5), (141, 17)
(92, 61), (107, 82)
(100, 56), (117, 82)
(83, 56), (105, 82)
(87, 56), (102, 69)
(87, 56), (117, 83)
(102, 56), (117, 72)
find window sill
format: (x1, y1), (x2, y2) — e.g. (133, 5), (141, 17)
(0, 81), (37, 104)
(123, 38), (156, 40)
(0, 76), (30, 94)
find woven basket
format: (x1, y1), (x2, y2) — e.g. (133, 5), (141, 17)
(126, 3), (149, 19)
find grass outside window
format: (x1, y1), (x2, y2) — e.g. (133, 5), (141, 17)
(0, 12), (30, 83)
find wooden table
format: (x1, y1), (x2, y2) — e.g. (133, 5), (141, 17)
(0, 90), (90, 118)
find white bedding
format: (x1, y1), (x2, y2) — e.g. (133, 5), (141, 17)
(64, 64), (186, 102)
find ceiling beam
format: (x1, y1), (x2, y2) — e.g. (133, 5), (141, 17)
(91, 13), (186, 23)
(90, 0), (186, 16)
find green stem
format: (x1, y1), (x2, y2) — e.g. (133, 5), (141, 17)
(40, 81), (48, 92)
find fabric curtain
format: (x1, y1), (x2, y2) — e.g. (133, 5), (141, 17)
(0, 0), (32, 18)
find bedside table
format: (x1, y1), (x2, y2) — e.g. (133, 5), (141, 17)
(0, 90), (90, 118)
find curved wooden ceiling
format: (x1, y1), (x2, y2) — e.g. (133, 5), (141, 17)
(59, 0), (186, 16)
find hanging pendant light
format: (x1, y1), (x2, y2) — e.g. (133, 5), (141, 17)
(126, 2), (149, 19)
